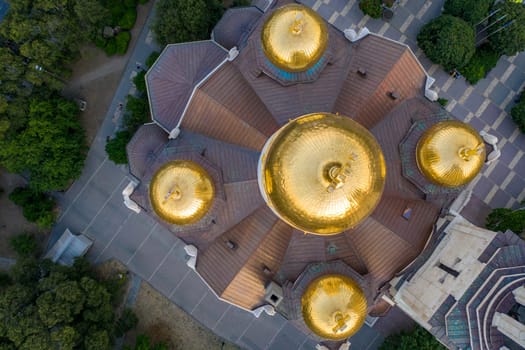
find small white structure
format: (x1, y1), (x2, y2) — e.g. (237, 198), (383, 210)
(122, 181), (141, 213)
(45, 228), (93, 266)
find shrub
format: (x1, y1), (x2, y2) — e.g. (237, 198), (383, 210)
(124, 0), (138, 8)
(9, 233), (38, 257)
(145, 51), (160, 68)
(511, 96), (525, 133)
(437, 98), (448, 107)
(232, 0), (251, 7)
(444, 0), (494, 25)
(115, 32), (131, 55)
(123, 95), (149, 132)
(462, 44), (500, 85)
(486, 208), (525, 234)
(417, 15), (475, 70)
(118, 8), (137, 30)
(104, 38), (117, 56)
(115, 308), (139, 337)
(138, 0), (149, 4)
(9, 187), (56, 229)
(489, 1), (525, 56)
(380, 326), (446, 350)
(105, 130), (132, 164)
(359, 0), (382, 19)
(133, 71), (146, 94)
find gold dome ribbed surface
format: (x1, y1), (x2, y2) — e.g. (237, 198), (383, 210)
(302, 274), (367, 340)
(258, 113), (386, 235)
(149, 160), (215, 225)
(261, 4), (328, 72)
(416, 121), (485, 188)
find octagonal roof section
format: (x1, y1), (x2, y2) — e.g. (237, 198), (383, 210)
(145, 41), (227, 131)
(212, 6), (262, 50)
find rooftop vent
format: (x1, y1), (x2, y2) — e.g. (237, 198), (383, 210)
(402, 207), (412, 220)
(357, 68), (367, 77)
(263, 265), (272, 275)
(264, 281), (284, 307)
(225, 240), (237, 250)
(437, 262), (459, 278)
(388, 91), (399, 100)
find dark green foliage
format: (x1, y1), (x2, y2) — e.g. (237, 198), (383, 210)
(418, 15), (475, 70)
(115, 32), (132, 55)
(489, 1), (525, 56)
(437, 98), (449, 107)
(123, 95), (150, 132)
(133, 70), (147, 94)
(152, 0), (224, 46)
(379, 326), (446, 350)
(9, 233), (38, 257)
(511, 94), (525, 133)
(104, 38), (118, 56)
(0, 97), (86, 192)
(106, 131), (132, 164)
(139, 0), (149, 4)
(119, 8), (137, 30)
(486, 208), (525, 234)
(124, 334), (168, 350)
(359, 0), (382, 19)
(232, 0), (251, 7)
(462, 44), (500, 85)
(115, 308), (138, 337)
(0, 272), (12, 288)
(0, 258), (124, 349)
(443, 0), (494, 25)
(8, 188), (56, 229)
(146, 51), (161, 68)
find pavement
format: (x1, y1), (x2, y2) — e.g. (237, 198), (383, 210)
(49, 1), (525, 350)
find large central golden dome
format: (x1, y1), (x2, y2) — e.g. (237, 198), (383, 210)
(416, 120), (485, 188)
(258, 113), (386, 235)
(302, 274), (367, 340)
(150, 160), (215, 225)
(261, 4), (328, 72)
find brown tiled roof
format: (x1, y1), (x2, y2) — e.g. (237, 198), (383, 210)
(334, 35), (426, 129)
(197, 206), (295, 309)
(146, 41), (227, 130)
(234, 24), (353, 125)
(212, 6), (262, 50)
(182, 62), (277, 150)
(126, 123), (167, 179)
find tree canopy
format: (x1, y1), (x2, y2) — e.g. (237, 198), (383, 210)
(417, 15), (475, 70)
(0, 257), (126, 350)
(486, 207), (525, 234)
(489, 1), (525, 56)
(443, 0), (494, 25)
(152, 0), (224, 46)
(379, 326), (446, 350)
(0, 97), (86, 192)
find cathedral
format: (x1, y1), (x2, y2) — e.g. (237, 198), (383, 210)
(124, 1), (525, 348)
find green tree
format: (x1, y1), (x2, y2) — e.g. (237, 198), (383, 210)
(152, 0), (223, 45)
(124, 95), (149, 132)
(379, 326), (446, 350)
(124, 334), (168, 350)
(486, 207), (525, 234)
(489, 1), (525, 56)
(443, 0), (494, 25)
(133, 70), (147, 94)
(9, 233), (38, 257)
(511, 94), (525, 132)
(106, 130), (132, 164)
(0, 258), (129, 349)
(417, 15), (475, 70)
(0, 97), (86, 191)
(8, 187), (56, 229)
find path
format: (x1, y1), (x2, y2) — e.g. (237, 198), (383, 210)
(48, 1), (525, 350)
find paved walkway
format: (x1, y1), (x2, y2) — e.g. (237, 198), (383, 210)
(49, 1), (525, 350)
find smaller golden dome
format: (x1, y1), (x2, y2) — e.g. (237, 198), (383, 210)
(149, 160), (215, 225)
(261, 4), (328, 72)
(302, 274), (367, 340)
(416, 121), (485, 188)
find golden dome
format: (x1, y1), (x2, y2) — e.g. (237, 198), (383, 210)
(261, 4), (328, 72)
(149, 160), (215, 225)
(302, 274), (367, 340)
(258, 113), (386, 235)
(416, 120), (485, 188)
